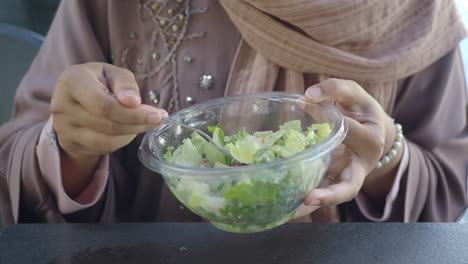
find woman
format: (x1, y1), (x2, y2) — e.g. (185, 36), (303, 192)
(0, 0), (466, 224)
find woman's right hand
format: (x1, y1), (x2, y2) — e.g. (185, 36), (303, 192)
(50, 63), (167, 197)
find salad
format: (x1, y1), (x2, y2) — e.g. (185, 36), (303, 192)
(164, 120), (331, 167)
(162, 120), (332, 232)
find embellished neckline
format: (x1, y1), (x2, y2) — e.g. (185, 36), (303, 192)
(121, 0), (207, 112)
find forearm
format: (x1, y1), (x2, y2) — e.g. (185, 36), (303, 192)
(0, 121), (58, 223)
(355, 48), (467, 222)
(362, 146), (404, 199)
(402, 138), (467, 221)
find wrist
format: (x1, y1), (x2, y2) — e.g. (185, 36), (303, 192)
(383, 115), (397, 155)
(362, 117), (405, 200)
(376, 118), (403, 169)
(60, 149), (101, 198)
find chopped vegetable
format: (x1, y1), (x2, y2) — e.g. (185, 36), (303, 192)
(162, 120), (332, 232)
(165, 120), (330, 167)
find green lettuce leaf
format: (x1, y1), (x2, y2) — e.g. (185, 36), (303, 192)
(224, 181), (282, 207)
(189, 131), (226, 165)
(207, 124), (222, 134)
(225, 133), (262, 164)
(190, 132), (207, 152)
(228, 129), (250, 144)
(279, 120), (302, 132)
(253, 131), (273, 143)
(170, 138), (202, 167)
(164, 146), (174, 161)
(165, 120), (332, 168)
(270, 145), (293, 158)
(283, 129), (306, 155)
(214, 161), (231, 168)
(202, 143), (227, 165)
(305, 130), (317, 147)
(253, 148), (277, 164)
(212, 127), (225, 147)
(263, 130), (287, 147)
(307, 123), (332, 142)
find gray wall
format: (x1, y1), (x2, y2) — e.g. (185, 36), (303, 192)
(0, 0), (60, 35)
(0, 0), (60, 123)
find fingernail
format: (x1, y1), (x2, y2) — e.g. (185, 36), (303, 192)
(124, 88), (138, 98)
(147, 114), (161, 124)
(306, 87), (322, 99)
(160, 110), (169, 118)
(309, 200), (321, 206)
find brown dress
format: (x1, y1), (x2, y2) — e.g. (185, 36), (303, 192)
(0, 0), (466, 225)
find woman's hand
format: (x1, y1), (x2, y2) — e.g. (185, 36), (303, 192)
(293, 78), (402, 219)
(50, 62), (167, 197)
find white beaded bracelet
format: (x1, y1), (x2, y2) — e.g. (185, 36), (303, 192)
(376, 122), (403, 169)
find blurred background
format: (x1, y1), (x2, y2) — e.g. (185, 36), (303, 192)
(458, 0), (468, 82)
(0, 0), (59, 35)
(0, 0), (60, 123)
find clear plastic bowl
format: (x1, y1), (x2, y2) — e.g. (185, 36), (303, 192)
(139, 92), (347, 233)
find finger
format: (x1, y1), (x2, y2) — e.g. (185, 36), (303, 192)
(300, 100), (383, 157)
(343, 116), (383, 165)
(59, 125), (136, 156)
(305, 79), (383, 124)
(294, 97), (328, 123)
(318, 175), (336, 188)
(102, 64), (141, 107)
(62, 67), (164, 125)
(296, 95), (383, 165)
(71, 84), (161, 125)
(305, 79), (385, 165)
(304, 156), (367, 206)
(293, 204), (321, 219)
(64, 102), (162, 136)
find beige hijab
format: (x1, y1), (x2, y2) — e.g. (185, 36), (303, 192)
(219, 0), (467, 114)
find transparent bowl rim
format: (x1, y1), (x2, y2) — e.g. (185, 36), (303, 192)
(138, 92), (347, 177)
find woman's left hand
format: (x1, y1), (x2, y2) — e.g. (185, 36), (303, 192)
(293, 78), (399, 219)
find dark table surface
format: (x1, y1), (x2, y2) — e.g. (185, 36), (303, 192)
(0, 223), (467, 264)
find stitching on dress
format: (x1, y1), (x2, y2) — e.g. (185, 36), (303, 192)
(121, 0), (207, 113)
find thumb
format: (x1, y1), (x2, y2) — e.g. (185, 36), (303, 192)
(102, 64), (141, 108)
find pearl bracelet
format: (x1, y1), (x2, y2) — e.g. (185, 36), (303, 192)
(376, 122), (403, 169)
